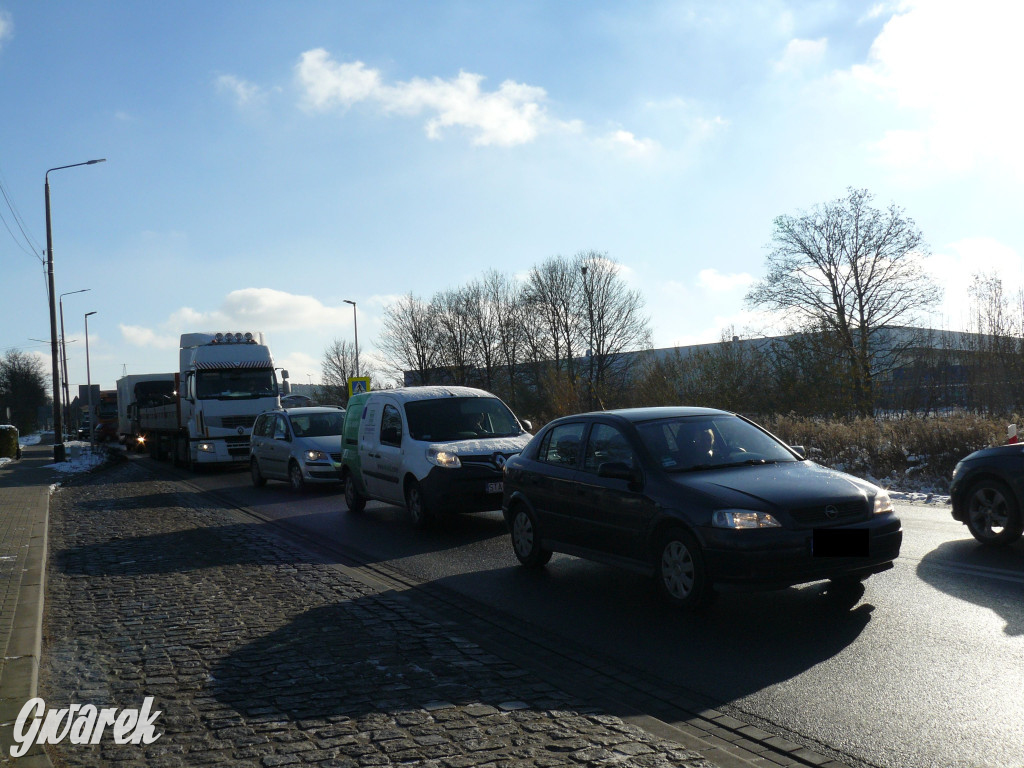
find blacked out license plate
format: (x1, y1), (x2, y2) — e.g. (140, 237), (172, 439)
(812, 528), (869, 557)
(486, 481), (503, 494)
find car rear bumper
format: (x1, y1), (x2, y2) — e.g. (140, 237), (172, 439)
(702, 515), (903, 588)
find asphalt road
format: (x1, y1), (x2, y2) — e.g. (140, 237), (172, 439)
(153, 457), (1024, 768)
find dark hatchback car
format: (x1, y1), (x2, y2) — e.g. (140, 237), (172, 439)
(950, 444), (1024, 546)
(502, 407), (903, 610)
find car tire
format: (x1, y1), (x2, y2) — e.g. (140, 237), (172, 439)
(965, 478), (1024, 545)
(510, 504), (552, 568)
(288, 461), (306, 493)
(654, 528), (711, 611)
(344, 471), (366, 513)
(251, 457), (266, 487)
(405, 480), (432, 529)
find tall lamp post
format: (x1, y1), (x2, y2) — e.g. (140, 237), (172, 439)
(84, 311), (97, 451)
(59, 288), (90, 439)
(344, 299), (359, 377)
(46, 159), (106, 462)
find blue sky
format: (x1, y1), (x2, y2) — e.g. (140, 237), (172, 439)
(2, 1), (1022, 395)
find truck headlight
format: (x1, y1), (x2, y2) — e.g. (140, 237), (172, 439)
(198, 442), (215, 453)
(426, 448), (461, 468)
(712, 509), (781, 529)
(872, 489), (894, 515)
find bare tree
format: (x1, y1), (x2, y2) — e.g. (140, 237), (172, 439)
(745, 188), (941, 415)
(377, 292), (439, 386)
(319, 339), (357, 405)
(432, 287), (478, 385)
(483, 270), (527, 404)
(577, 251), (652, 408)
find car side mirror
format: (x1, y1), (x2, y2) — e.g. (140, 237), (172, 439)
(522, 419), (533, 432)
(790, 445), (806, 459)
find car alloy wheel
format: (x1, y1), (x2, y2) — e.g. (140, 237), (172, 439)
(250, 457), (266, 487)
(655, 528), (709, 610)
(344, 471), (366, 513)
(288, 461), (306, 493)
(966, 479), (1024, 545)
(511, 506), (551, 568)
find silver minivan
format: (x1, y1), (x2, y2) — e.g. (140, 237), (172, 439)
(250, 406), (346, 491)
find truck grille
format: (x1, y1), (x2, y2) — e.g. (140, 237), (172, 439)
(226, 438), (250, 457)
(220, 415), (257, 430)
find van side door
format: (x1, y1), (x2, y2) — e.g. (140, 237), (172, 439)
(361, 397), (405, 504)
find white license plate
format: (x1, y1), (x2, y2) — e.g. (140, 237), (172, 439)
(486, 481), (503, 494)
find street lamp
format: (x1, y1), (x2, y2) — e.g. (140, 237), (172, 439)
(344, 299), (359, 377)
(59, 288), (90, 439)
(84, 311), (97, 451)
(46, 158), (106, 462)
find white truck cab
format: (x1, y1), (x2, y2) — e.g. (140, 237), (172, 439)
(342, 386), (532, 527)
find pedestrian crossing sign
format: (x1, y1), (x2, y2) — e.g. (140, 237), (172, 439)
(348, 377), (371, 398)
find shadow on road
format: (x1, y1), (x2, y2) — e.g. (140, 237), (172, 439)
(916, 538), (1024, 635)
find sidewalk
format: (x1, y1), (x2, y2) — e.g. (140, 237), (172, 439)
(0, 440), (55, 767)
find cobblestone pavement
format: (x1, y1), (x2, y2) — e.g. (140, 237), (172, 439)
(38, 460), (722, 767)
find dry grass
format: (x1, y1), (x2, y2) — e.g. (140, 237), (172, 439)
(759, 413), (1012, 489)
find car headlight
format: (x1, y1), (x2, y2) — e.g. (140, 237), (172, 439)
(304, 450), (328, 462)
(712, 509), (781, 529)
(426, 448), (461, 468)
(951, 461), (964, 481)
(872, 489), (894, 515)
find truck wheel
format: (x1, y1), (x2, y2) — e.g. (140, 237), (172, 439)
(288, 461), (306, 493)
(251, 457), (266, 487)
(965, 479), (1024, 545)
(344, 470), (366, 513)
(405, 480), (432, 529)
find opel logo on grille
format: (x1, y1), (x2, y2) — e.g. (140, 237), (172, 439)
(493, 453), (507, 469)
(824, 504), (839, 520)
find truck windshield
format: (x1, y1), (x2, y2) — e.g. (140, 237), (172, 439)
(404, 397), (524, 442)
(196, 369), (276, 399)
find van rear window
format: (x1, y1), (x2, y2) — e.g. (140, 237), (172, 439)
(404, 397), (522, 442)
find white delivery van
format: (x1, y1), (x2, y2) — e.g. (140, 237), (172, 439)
(341, 386), (532, 527)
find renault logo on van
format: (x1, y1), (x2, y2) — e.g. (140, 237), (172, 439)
(493, 453), (507, 469)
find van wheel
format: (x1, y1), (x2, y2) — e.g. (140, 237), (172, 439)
(344, 471), (366, 513)
(654, 527), (711, 611)
(288, 461), (306, 493)
(251, 457), (266, 487)
(405, 481), (432, 528)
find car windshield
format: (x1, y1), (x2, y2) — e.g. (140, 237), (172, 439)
(287, 412), (345, 438)
(196, 369), (277, 399)
(635, 414), (798, 472)
(405, 396), (524, 442)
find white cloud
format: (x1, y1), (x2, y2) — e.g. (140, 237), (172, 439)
(216, 74), (266, 107)
(119, 325), (179, 350)
(697, 268), (754, 293)
(600, 130), (660, 157)
(775, 37), (828, 74)
(847, 0), (1024, 177)
(926, 238), (1024, 328)
(295, 48), (645, 152)
(0, 12), (12, 51)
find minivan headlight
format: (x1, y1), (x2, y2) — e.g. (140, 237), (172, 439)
(712, 509), (781, 529)
(426, 448), (461, 469)
(872, 489), (894, 515)
(304, 450), (328, 463)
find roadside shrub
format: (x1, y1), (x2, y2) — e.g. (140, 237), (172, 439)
(758, 413), (1008, 491)
(0, 425), (19, 458)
